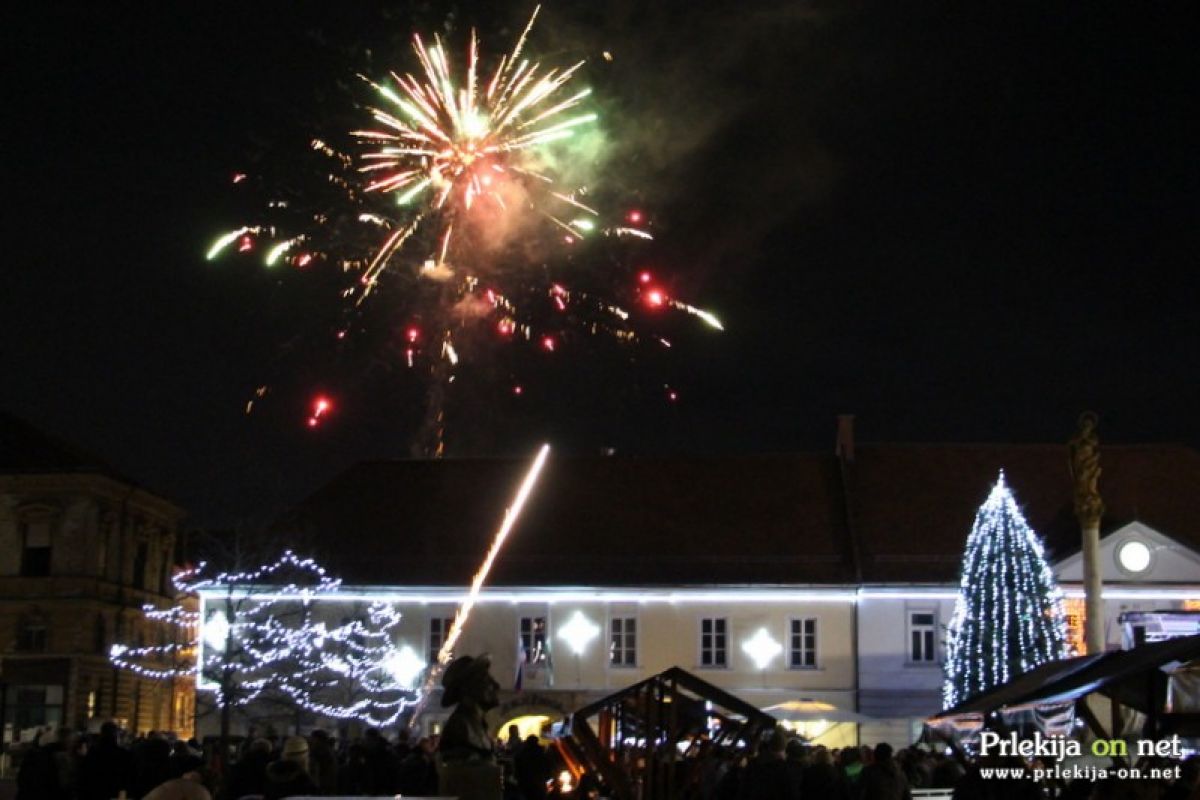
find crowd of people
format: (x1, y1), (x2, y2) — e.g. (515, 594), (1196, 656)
(678, 732), (1200, 800)
(11, 722), (444, 800)
(11, 720), (1200, 799)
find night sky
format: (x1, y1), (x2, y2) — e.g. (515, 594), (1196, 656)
(3, 2), (1197, 525)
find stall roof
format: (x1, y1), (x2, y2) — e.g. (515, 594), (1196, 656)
(933, 635), (1200, 719)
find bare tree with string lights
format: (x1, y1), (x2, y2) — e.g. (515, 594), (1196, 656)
(111, 549), (424, 756)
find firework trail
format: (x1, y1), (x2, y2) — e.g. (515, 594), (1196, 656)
(409, 442), (552, 725)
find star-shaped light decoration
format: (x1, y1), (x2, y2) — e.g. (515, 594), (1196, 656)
(742, 627), (783, 670)
(558, 611), (600, 655)
(384, 645), (427, 689)
(204, 610), (231, 653)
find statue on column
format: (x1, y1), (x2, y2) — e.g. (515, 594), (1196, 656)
(438, 654), (502, 800)
(1068, 411), (1105, 525)
(1069, 411), (1105, 655)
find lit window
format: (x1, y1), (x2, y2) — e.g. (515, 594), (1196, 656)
(520, 617), (548, 664)
(1063, 597), (1087, 655)
(909, 611), (937, 663)
(610, 617), (637, 667)
(700, 618), (728, 668)
(789, 618), (817, 669)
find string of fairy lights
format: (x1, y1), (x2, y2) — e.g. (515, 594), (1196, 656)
(110, 551), (427, 727)
(942, 471), (1070, 709)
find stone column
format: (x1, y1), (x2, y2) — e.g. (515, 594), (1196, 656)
(1069, 412), (1105, 654)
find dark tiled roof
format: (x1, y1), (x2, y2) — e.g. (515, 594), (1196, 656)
(0, 412), (128, 478)
(853, 444), (1200, 582)
(276, 444), (1200, 586)
(0, 413), (182, 519)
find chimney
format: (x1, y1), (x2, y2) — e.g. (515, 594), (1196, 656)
(836, 414), (855, 462)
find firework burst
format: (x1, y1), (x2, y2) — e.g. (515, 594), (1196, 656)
(206, 8), (723, 452)
(352, 6), (605, 297)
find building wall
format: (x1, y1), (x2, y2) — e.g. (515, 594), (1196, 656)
(441, 599), (856, 697)
(857, 593), (958, 740)
(1055, 523), (1200, 584)
(196, 590), (859, 743)
(853, 587), (1200, 745)
(194, 583), (1200, 745)
(0, 474), (188, 741)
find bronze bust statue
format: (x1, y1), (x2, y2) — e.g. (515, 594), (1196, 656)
(438, 654), (501, 763)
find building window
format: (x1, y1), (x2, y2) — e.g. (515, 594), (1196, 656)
(94, 614), (108, 654)
(20, 520), (52, 577)
(519, 617), (548, 664)
(133, 541), (149, 590)
(700, 618), (728, 668)
(1063, 597), (1087, 655)
(3, 685), (64, 735)
(789, 618), (818, 669)
(610, 616), (637, 667)
(909, 610), (937, 663)
(160, 549), (172, 595)
(17, 617), (48, 653)
(428, 616), (454, 663)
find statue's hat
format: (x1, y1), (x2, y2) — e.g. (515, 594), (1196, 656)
(441, 653), (493, 707)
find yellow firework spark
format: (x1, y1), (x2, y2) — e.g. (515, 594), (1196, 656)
(352, 7), (598, 297)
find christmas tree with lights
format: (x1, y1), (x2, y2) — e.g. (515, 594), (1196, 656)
(943, 471), (1069, 709)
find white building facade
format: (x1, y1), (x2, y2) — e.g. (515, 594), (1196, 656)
(209, 431), (1200, 745)
(197, 549), (1200, 746)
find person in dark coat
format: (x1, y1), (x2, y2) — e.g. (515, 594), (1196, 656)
(859, 743), (911, 800)
(308, 729), (339, 794)
(803, 746), (850, 800)
(952, 756), (1040, 800)
(362, 727), (399, 793)
(263, 736), (318, 800)
(169, 740), (205, 779)
(15, 728), (70, 800)
(716, 753), (747, 800)
(397, 736), (441, 797)
(393, 728), (414, 762)
(134, 735), (176, 797)
(221, 737), (272, 800)
(739, 730), (799, 800)
(514, 735), (553, 800)
(783, 739), (807, 799)
(80, 721), (135, 800)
